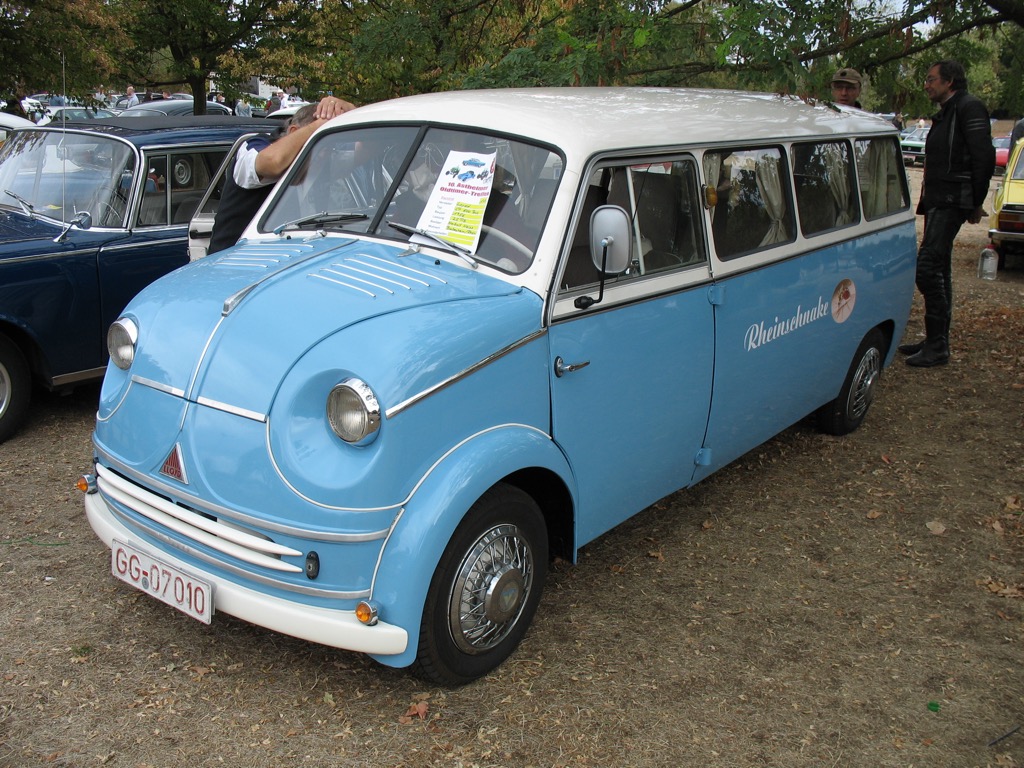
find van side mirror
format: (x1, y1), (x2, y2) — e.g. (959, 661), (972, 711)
(575, 205), (633, 310)
(589, 205), (632, 275)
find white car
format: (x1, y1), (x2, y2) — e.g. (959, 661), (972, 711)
(36, 106), (117, 125)
(0, 112), (35, 146)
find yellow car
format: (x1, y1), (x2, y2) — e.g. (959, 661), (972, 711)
(990, 137), (1024, 267)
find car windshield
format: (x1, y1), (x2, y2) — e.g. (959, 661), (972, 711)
(261, 125), (563, 274)
(0, 130), (136, 226)
(1013, 148), (1024, 181)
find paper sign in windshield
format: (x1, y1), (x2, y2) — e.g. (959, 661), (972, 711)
(414, 151), (496, 252)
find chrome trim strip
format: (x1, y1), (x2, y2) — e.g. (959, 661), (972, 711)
(93, 447), (392, 541)
(385, 329), (547, 418)
(103, 236), (184, 251)
(104, 504), (371, 600)
(186, 313), (227, 400)
(0, 248), (100, 266)
(131, 374), (185, 397)
(195, 396), (267, 423)
(52, 366), (106, 387)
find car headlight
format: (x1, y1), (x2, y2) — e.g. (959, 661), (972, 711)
(107, 318), (138, 370)
(326, 378), (381, 444)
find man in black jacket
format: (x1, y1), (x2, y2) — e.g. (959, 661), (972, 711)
(899, 60), (995, 367)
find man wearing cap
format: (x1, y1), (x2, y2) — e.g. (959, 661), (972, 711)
(831, 68), (863, 108)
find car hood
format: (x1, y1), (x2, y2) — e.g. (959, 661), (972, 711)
(0, 211), (126, 257)
(0, 210), (62, 244)
(115, 235), (535, 419)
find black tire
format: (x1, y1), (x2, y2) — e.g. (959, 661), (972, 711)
(0, 334), (31, 443)
(412, 484), (548, 686)
(816, 329), (884, 436)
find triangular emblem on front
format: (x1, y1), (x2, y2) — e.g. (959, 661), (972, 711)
(159, 443), (188, 484)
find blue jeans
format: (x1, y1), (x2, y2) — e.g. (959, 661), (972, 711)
(917, 207), (968, 339)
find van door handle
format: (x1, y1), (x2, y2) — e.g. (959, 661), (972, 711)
(554, 356), (590, 377)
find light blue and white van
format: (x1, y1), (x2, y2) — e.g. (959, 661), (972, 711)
(82, 88), (915, 684)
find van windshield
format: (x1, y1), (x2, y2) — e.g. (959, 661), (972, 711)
(0, 130), (137, 227)
(261, 125), (563, 274)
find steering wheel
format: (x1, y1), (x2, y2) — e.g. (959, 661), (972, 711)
(480, 224), (533, 261)
(98, 201), (123, 227)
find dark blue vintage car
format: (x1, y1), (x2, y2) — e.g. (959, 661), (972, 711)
(0, 116), (267, 441)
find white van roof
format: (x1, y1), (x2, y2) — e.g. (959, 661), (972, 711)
(335, 87), (895, 154)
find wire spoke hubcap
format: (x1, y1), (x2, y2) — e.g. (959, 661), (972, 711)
(448, 524), (534, 654)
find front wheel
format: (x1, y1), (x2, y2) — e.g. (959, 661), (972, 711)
(816, 329), (884, 436)
(413, 484), (548, 686)
(0, 334), (31, 443)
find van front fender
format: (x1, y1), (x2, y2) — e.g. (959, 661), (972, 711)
(366, 423), (574, 668)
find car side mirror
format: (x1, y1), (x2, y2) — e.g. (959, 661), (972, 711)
(574, 205), (634, 310)
(53, 210), (92, 243)
(589, 205), (632, 275)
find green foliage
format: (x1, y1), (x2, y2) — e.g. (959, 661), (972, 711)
(2, 0), (1022, 117)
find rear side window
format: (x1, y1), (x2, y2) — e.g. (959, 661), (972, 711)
(855, 137), (910, 219)
(137, 149), (227, 227)
(703, 147), (794, 260)
(791, 140), (859, 236)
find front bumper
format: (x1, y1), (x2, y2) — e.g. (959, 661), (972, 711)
(84, 491), (408, 656)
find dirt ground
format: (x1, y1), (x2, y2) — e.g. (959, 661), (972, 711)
(1, 166), (1022, 768)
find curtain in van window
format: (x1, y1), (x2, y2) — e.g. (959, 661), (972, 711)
(755, 155), (787, 246)
(858, 137), (905, 219)
(826, 146), (852, 226)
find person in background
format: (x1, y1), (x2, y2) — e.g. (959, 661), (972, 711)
(899, 59), (995, 368)
(266, 92), (281, 114)
(830, 68), (863, 108)
(208, 96), (356, 254)
(234, 96), (252, 118)
(124, 86), (139, 108)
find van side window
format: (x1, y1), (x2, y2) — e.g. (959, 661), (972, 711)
(561, 158), (707, 290)
(703, 147), (794, 260)
(792, 140), (858, 236)
(855, 137), (910, 219)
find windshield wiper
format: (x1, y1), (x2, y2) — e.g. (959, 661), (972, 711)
(4, 189), (36, 218)
(388, 221), (478, 268)
(273, 211), (368, 235)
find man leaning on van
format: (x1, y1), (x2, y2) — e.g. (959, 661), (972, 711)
(899, 59), (995, 368)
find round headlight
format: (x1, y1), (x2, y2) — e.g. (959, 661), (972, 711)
(326, 378), (381, 444)
(107, 318), (138, 370)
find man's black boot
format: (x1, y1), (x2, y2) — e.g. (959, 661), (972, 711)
(898, 339), (925, 355)
(906, 336), (949, 367)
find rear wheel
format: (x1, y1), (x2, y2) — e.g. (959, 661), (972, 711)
(413, 484), (548, 686)
(816, 329), (884, 436)
(0, 334), (31, 443)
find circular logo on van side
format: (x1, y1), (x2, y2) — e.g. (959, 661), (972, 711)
(831, 279), (856, 324)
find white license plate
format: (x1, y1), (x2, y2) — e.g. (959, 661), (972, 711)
(112, 540), (213, 624)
